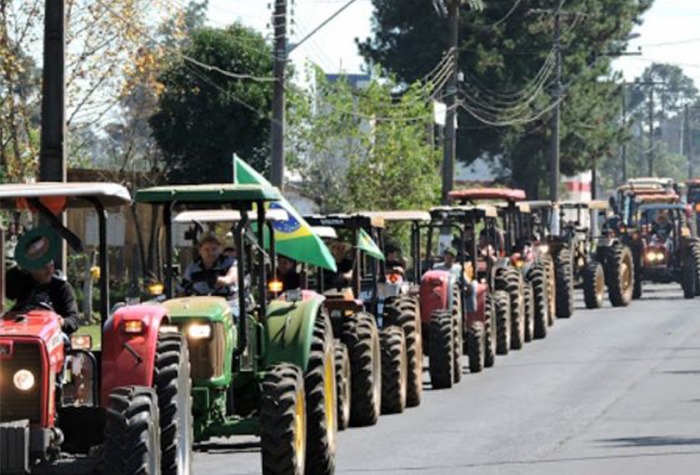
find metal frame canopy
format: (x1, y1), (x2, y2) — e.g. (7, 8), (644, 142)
(135, 184), (281, 204)
(559, 200), (608, 210)
(174, 208), (289, 224)
(524, 200), (552, 210)
(637, 203), (688, 212)
(627, 177), (675, 187)
(304, 213), (385, 230)
(448, 187), (527, 203)
(635, 194), (680, 204)
(430, 204), (498, 220)
(359, 210), (431, 222)
(312, 226), (338, 239)
(0, 182), (131, 209)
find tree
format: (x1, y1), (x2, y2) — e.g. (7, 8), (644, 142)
(150, 24), (274, 183)
(288, 68), (440, 214)
(358, 0), (653, 196)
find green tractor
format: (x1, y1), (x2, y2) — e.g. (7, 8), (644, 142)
(135, 184), (338, 475)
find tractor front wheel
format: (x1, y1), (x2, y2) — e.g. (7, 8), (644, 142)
(334, 342), (351, 431)
(583, 260), (605, 309)
(484, 294), (496, 368)
(342, 312), (382, 427)
(555, 248), (574, 319)
(606, 244), (634, 307)
(466, 323), (485, 373)
(380, 327), (408, 414)
(261, 364), (307, 475)
(528, 264), (549, 339)
(305, 312), (337, 475)
(428, 310), (454, 389)
(153, 333), (193, 475)
(384, 297), (422, 407)
(102, 386), (161, 475)
(523, 282), (534, 343)
(494, 290), (511, 355)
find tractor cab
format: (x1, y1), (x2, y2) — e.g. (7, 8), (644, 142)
(135, 184), (338, 474)
(0, 183), (192, 474)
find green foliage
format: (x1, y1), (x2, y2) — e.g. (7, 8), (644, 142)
(150, 24), (274, 183)
(288, 68), (440, 214)
(359, 0), (653, 197)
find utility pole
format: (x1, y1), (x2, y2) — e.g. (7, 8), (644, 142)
(270, 0), (287, 189)
(39, 0), (66, 184)
(647, 84), (655, 176)
(621, 85), (627, 183)
(549, 1), (563, 202)
(441, 0), (459, 204)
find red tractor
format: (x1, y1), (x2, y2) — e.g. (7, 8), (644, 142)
(0, 183), (192, 474)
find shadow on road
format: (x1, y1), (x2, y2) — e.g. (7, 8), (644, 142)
(660, 369), (700, 375)
(598, 436), (700, 447)
(196, 441), (260, 454)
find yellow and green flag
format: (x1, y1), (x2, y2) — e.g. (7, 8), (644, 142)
(357, 228), (385, 261)
(234, 156), (337, 272)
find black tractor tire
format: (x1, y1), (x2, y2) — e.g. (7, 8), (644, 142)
(606, 244), (634, 307)
(384, 297), (422, 407)
(539, 254), (557, 326)
(494, 290), (511, 355)
(484, 293), (496, 368)
(260, 364), (307, 475)
(103, 386), (161, 475)
(304, 312), (337, 475)
(341, 312), (382, 427)
(451, 286), (463, 383)
(466, 323), (485, 373)
(527, 264), (549, 340)
(555, 248), (575, 319)
(692, 242), (700, 296)
(496, 269), (524, 350)
(523, 282), (534, 343)
(428, 310), (454, 389)
(380, 327), (408, 414)
(583, 260), (605, 309)
(153, 333), (193, 475)
(334, 342), (351, 431)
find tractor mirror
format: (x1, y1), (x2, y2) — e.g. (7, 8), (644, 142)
(62, 352), (97, 407)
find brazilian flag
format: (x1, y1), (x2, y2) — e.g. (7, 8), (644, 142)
(357, 228), (385, 261)
(234, 156), (337, 272)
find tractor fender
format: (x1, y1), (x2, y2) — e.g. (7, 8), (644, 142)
(465, 282), (488, 328)
(419, 270), (456, 324)
(264, 297), (325, 372)
(100, 304), (169, 406)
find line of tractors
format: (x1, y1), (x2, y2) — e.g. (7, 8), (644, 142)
(2, 176), (700, 474)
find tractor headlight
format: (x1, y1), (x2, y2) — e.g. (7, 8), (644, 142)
(187, 324), (211, 339)
(539, 244), (549, 254)
(13, 369), (35, 391)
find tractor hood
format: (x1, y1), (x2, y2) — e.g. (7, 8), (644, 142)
(161, 296), (231, 322)
(0, 309), (63, 348)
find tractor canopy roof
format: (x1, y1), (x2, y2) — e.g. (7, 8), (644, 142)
(635, 194), (680, 204)
(359, 210), (431, 222)
(430, 205), (499, 222)
(616, 183), (664, 194)
(637, 203), (688, 212)
(303, 213), (384, 230)
(626, 177), (675, 187)
(0, 182), (131, 211)
(448, 187), (527, 203)
(559, 199), (608, 210)
(497, 201), (531, 213)
(135, 184), (281, 205)
(523, 200), (552, 210)
(312, 226), (339, 239)
(173, 208), (289, 224)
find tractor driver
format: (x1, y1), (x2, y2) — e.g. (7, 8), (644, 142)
(179, 233), (238, 296)
(434, 246), (478, 313)
(324, 240), (354, 290)
(652, 210), (673, 242)
(5, 229), (80, 334)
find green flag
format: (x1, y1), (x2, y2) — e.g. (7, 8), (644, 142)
(357, 228), (385, 261)
(234, 156), (337, 272)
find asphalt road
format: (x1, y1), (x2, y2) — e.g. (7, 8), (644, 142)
(194, 284), (700, 475)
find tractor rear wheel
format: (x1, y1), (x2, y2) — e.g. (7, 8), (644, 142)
(304, 312), (337, 475)
(494, 290), (511, 355)
(484, 294), (496, 368)
(523, 282), (534, 343)
(606, 244), (634, 307)
(153, 333), (192, 475)
(692, 242), (700, 296)
(583, 260), (605, 309)
(451, 286), (463, 383)
(540, 254), (557, 326)
(384, 297), (422, 407)
(428, 310), (454, 389)
(342, 312), (381, 427)
(527, 264), (548, 340)
(261, 364), (306, 475)
(555, 248), (574, 319)
(681, 242), (700, 299)
(380, 327), (407, 414)
(334, 342), (351, 431)
(496, 269), (524, 350)
(466, 323), (485, 373)
(103, 386), (161, 475)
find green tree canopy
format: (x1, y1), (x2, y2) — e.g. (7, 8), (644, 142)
(150, 24), (273, 183)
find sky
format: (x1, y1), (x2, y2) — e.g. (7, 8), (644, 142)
(207, 0), (700, 86)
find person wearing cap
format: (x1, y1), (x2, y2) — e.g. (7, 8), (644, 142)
(5, 231), (79, 334)
(277, 255), (301, 291)
(652, 210), (673, 241)
(179, 233), (238, 296)
(434, 246), (462, 279)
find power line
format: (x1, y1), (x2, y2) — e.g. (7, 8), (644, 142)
(289, 0), (361, 53)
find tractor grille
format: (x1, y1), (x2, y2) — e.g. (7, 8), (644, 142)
(187, 322), (226, 381)
(0, 342), (43, 424)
